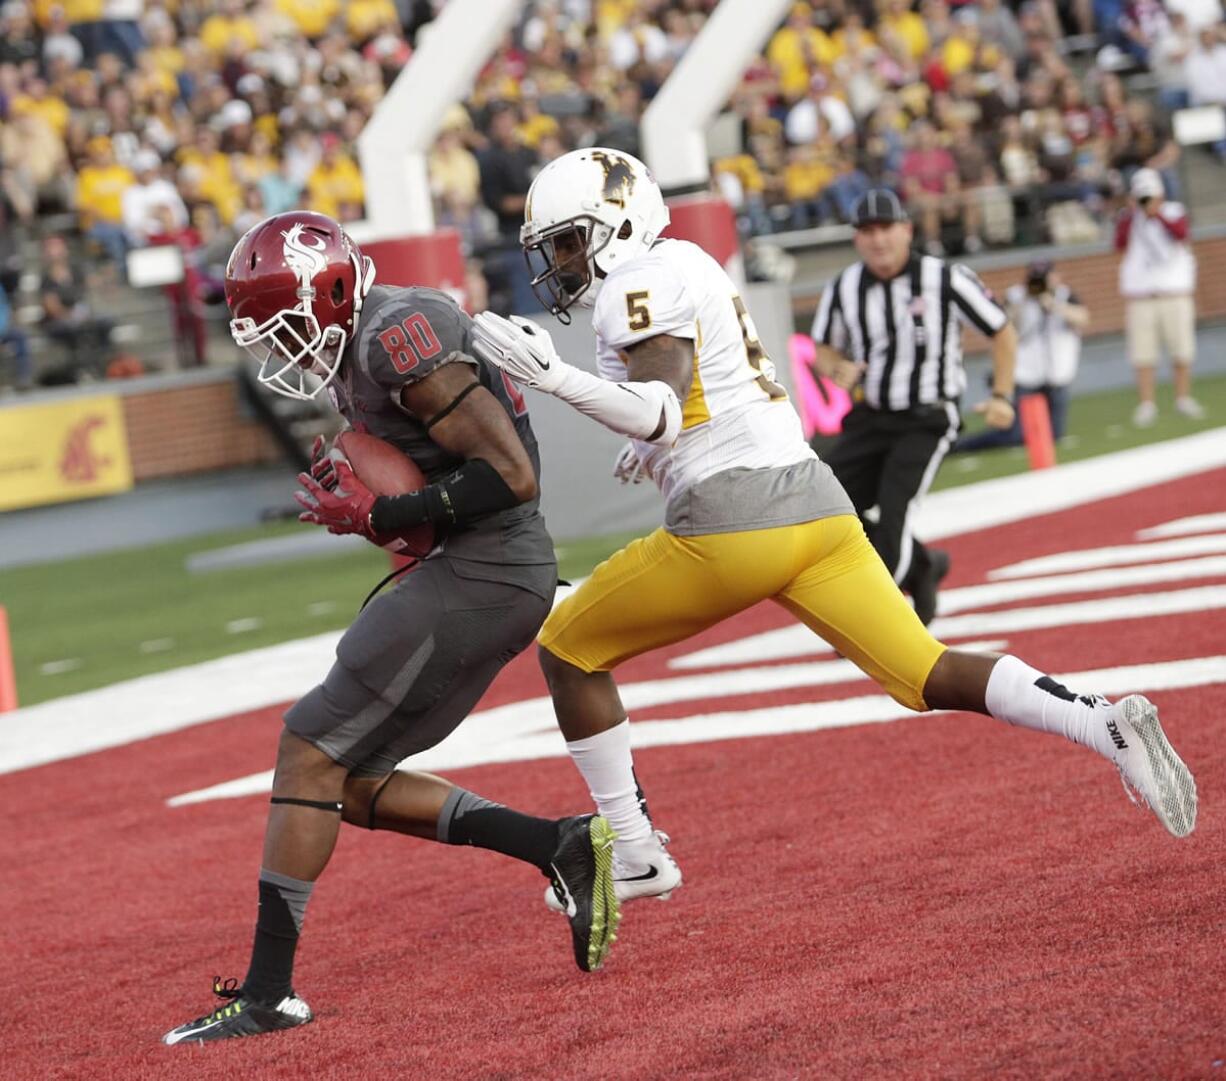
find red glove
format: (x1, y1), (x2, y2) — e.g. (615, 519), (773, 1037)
(295, 458), (377, 536)
(308, 435), (338, 490)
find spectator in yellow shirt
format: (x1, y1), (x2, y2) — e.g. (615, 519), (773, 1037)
(713, 154), (772, 236)
(199, 0), (261, 56)
(306, 135), (364, 220)
(877, 0), (930, 61)
(131, 50), (179, 106)
(768, 4), (838, 100)
(831, 12), (878, 57)
(345, 0), (397, 45)
(784, 141), (837, 228)
(430, 126), (485, 249)
(75, 136), (133, 271)
(233, 129), (281, 188)
(144, 15), (185, 81)
(515, 96), (560, 149)
(0, 110), (70, 222)
(941, 19), (979, 77)
(276, 0), (340, 39)
(595, 0), (637, 37)
(178, 127), (241, 224)
(12, 78), (71, 138)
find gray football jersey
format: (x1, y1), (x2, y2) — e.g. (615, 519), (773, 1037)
(328, 285), (554, 595)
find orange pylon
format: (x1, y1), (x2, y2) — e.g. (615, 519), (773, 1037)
(0, 606), (17, 713)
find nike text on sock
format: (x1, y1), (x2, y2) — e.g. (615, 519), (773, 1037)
(985, 654), (1115, 757)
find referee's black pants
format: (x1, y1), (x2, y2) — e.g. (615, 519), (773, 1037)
(822, 400), (961, 587)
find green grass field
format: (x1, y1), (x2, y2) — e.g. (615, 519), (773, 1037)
(2, 372), (1223, 708)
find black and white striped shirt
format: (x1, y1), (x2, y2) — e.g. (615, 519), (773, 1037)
(811, 254), (1008, 411)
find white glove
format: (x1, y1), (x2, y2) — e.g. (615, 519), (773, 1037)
(612, 441), (647, 484)
(471, 311), (569, 394)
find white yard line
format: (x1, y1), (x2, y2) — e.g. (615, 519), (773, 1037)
(671, 585), (1226, 669)
(941, 555), (1226, 614)
(38, 659), (82, 676)
(1136, 513), (1226, 540)
(169, 655), (1226, 806)
(990, 535), (1226, 579)
(910, 428), (1226, 542)
(3, 432), (1226, 777)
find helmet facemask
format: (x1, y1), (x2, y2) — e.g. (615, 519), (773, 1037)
(230, 249), (372, 401)
(522, 216), (616, 323)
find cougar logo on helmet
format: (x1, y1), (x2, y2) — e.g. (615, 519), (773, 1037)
(282, 224), (329, 282)
(224, 210), (374, 401)
(591, 150), (636, 209)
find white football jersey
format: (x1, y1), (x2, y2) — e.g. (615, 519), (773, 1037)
(591, 239), (813, 504)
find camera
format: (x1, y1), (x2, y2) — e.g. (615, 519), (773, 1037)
(1026, 267), (1051, 295)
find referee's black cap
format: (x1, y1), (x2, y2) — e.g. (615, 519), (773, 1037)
(850, 188), (909, 228)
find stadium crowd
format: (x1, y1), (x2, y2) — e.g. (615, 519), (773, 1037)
(0, 0), (1224, 382)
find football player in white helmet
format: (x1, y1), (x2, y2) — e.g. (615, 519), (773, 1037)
(473, 150), (1196, 921)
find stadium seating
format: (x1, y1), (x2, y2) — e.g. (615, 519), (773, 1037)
(0, 0), (1223, 387)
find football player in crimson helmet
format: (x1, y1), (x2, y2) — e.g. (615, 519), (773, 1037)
(225, 210), (375, 401)
(163, 212), (621, 1047)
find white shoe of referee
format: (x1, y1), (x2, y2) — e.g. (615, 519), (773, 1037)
(1108, 695), (1197, 838)
(546, 829), (682, 911)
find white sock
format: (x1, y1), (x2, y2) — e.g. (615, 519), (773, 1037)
(984, 655), (1116, 758)
(565, 719), (653, 844)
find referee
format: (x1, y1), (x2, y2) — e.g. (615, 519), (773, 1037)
(812, 188), (1018, 624)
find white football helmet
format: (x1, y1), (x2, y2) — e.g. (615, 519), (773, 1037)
(521, 147), (670, 320)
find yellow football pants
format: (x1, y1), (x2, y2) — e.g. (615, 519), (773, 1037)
(539, 514), (945, 712)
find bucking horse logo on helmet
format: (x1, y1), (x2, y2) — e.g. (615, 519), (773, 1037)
(591, 151), (636, 208)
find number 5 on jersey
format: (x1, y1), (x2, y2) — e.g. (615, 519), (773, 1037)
(626, 291), (652, 333)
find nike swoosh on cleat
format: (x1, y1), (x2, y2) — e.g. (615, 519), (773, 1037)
(165, 1018), (224, 1043)
(615, 865), (659, 883)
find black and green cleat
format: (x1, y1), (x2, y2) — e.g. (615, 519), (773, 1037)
(162, 977), (313, 1045)
(548, 814), (621, 972)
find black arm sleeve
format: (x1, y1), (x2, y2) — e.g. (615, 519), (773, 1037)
(369, 458), (520, 532)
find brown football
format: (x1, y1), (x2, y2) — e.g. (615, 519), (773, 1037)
(333, 430), (435, 557)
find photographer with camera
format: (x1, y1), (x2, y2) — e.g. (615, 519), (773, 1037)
(1115, 168), (1203, 427)
(955, 260), (1089, 452)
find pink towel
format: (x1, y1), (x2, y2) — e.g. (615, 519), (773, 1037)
(788, 333), (851, 438)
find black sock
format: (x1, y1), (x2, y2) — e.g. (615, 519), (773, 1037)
(243, 870), (314, 1004)
(438, 788), (561, 872)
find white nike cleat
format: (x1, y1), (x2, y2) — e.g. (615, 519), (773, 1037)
(545, 829), (682, 911)
(1108, 694), (1197, 838)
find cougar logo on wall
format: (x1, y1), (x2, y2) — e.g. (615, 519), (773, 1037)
(592, 151), (636, 208)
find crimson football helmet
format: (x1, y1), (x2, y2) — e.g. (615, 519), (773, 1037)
(225, 211), (375, 400)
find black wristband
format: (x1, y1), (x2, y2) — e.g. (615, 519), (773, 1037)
(991, 391), (1014, 404)
(370, 458), (520, 532)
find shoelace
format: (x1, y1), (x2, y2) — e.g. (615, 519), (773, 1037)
(178, 977), (245, 1029)
(213, 976), (242, 1001)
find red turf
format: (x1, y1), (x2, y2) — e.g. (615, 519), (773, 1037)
(3, 470), (1224, 1080)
